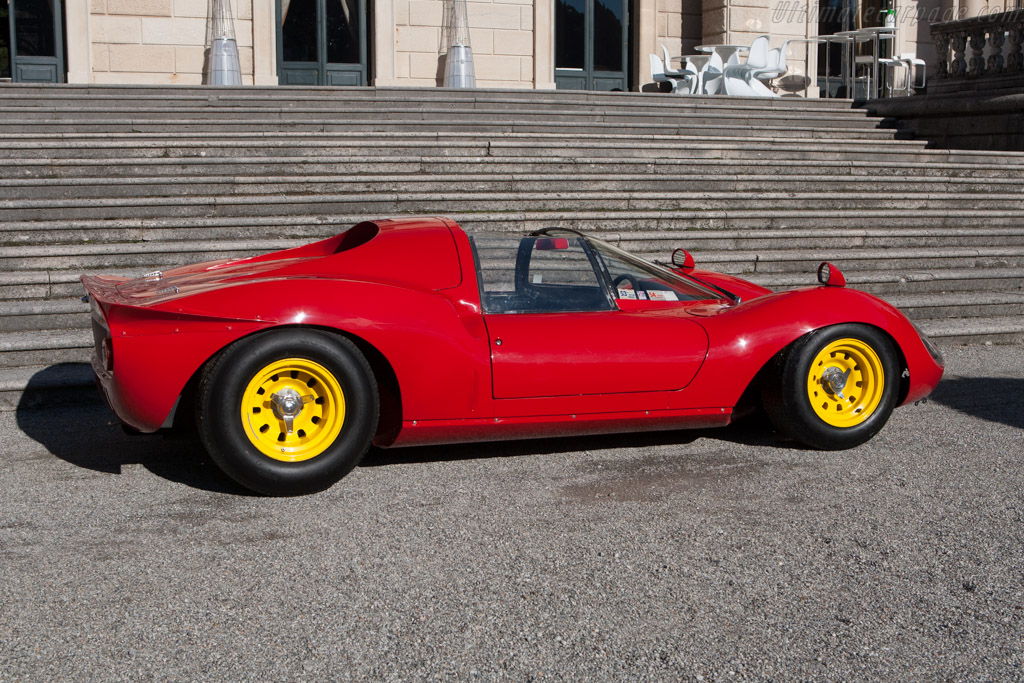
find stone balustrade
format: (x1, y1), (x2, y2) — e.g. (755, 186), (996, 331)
(931, 8), (1024, 92)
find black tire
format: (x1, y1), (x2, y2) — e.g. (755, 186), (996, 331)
(761, 323), (899, 450)
(196, 329), (379, 495)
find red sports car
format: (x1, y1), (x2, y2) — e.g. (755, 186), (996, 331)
(81, 218), (943, 495)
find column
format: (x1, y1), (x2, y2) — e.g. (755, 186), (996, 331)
(534, 0), (555, 88)
(252, 0), (277, 85)
(638, 0), (658, 87)
(373, 0), (398, 84)
(65, 0), (92, 83)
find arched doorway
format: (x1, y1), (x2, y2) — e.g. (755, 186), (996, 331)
(554, 0), (629, 90)
(4, 0), (65, 83)
(277, 0), (371, 85)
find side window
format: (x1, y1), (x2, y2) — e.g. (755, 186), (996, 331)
(471, 234), (612, 314)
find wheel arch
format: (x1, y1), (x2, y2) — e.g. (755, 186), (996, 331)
(741, 321), (910, 415)
(167, 324), (403, 446)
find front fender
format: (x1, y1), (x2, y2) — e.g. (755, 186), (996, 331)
(670, 286), (943, 411)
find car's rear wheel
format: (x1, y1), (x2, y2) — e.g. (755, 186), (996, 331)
(197, 329), (378, 495)
(762, 324), (899, 450)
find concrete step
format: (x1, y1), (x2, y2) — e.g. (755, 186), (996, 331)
(2, 192), (1023, 224)
(5, 174), (1024, 201)
(755, 266), (1024, 296)
(4, 214), (1024, 252)
(0, 362), (96, 411)
(0, 329), (91, 368)
(0, 132), (975, 163)
(6, 155), (1023, 180)
(693, 246), (1024, 275)
(0, 105), (890, 129)
(0, 87), (866, 107)
(616, 227), (1024, 254)
(887, 291), (1024, 319)
(918, 315), (1024, 344)
(0, 239), (296, 272)
(0, 299), (90, 332)
(0, 117), (904, 140)
(8, 136), (1018, 168)
(0, 84), (869, 112)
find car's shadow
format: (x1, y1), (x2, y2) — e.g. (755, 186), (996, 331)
(928, 377), (1024, 431)
(16, 365), (782, 494)
(361, 413), (781, 468)
(15, 363), (252, 495)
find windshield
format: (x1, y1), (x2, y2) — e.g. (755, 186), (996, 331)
(586, 236), (723, 302)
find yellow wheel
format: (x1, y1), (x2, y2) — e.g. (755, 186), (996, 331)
(805, 338), (885, 428)
(762, 324), (900, 450)
(240, 358), (346, 462)
(197, 330), (379, 496)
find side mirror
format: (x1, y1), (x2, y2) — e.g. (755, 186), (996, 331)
(817, 261), (847, 287)
(671, 248), (695, 271)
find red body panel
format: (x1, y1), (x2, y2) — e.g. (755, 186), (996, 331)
(485, 310), (708, 400)
(81, 217), (944, 448)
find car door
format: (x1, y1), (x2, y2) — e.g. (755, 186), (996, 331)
(472, 234), (710, 416)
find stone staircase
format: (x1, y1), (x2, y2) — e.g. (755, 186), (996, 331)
(2, 84), (1023, 408)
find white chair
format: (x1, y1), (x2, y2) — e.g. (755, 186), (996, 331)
(898, 52), (927, 93)
(702, 50), (724, 95)
(659, 45), (698, 93)
(748, 40), (791, 97)
(722, 35), (771, 96)
(855, 52), (907, 98)
(649, 53), (692, 94)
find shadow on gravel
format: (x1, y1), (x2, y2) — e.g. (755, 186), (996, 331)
(362, 413), (784, 468)
(929, 377), (1024, 431)
(17, 365), (788, 493)
(15, 364), (250, 495)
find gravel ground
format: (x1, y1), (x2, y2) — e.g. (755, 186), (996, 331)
(1, 344), (1022, 681)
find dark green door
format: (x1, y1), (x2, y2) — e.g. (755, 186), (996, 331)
(1, 1), (10, 80)
(6, 0), (64, 83)
(277, 0), (368, 86)
(554, 0), (628, 91)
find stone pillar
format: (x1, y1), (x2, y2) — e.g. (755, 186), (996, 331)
(252, 0), (276, 85)
(702, 0), (770, 46)
(373, 0), (398, 84)
(962, 0), (986, 18)
(702, 0), (728, 44)
(940, 0), (959, 22)
(638, 0), (658, 87)
(534, 0), (556, 88)
(65, 1), (92, 83)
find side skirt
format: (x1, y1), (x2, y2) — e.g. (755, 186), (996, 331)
(382, 407), (732, 448)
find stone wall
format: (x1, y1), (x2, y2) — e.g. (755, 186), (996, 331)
(657, 0), (702, 63)
(395, 0), (536, 87)
(89, 0), (255, 85)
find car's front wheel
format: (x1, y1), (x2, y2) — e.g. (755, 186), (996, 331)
(196, 329), (379, 495)
(762, 324), (899, 450)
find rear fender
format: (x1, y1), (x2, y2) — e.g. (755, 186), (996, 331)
(106, 278), (491, 432)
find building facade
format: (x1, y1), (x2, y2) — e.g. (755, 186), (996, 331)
(2, 0), (1014, 93)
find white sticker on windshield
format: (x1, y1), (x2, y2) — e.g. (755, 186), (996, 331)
(637, 291), (649, 300)
(648, 290), (678, 301)
(617, 288), (637, 299)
